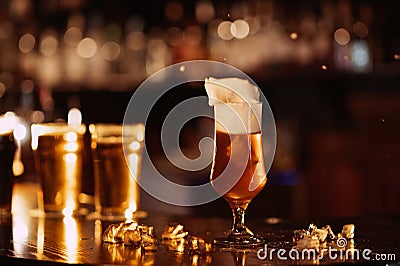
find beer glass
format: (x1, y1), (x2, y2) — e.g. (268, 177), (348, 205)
(31, 123), (86, 217)
(0, 129), (15, 217)
(90, 123), (144, 220)
(210, 102), (267, 248)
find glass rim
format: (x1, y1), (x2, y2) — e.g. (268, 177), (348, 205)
(212, 101), (262, 106)
(31, 123), (86, 133)
(89, 123), (144, 132)
(89, 123), (145, 141)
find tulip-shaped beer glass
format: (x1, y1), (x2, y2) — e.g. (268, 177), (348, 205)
(210, 102), (267, 249)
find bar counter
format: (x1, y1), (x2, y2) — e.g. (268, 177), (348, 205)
(0, 182), (399, 265)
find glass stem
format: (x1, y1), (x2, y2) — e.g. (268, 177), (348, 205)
(231, 206), (249, 235)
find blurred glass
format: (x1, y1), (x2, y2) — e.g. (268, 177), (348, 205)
(90, 123), (145, 221)
(31, 123), (86, 217)
(0, 122), (15, 217)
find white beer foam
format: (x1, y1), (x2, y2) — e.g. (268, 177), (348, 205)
(204, 77), (260, 106)
(214, 103), (261, 134)
(205, 77), (261, 134)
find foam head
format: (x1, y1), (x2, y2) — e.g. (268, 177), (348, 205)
(204, 77), (262, 134)
(204, 77), (260, 106)
(214, 102), (262, 134)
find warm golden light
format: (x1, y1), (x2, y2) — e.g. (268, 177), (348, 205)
(65, 131), (78, 142)
(0, 112), (17, 134)
(217, 21), (233, 40)
(64, 153), (77, 164)
(31, 123), (85, 217)
(68, 108), (82, 127)
(92, 123), (144, 220)
(30, 111), (45, 123)
(231, 19), (250, 39)
(137, 131), (144, 142)
(37, 218), (44, 259)
(12, 216), (29, 255)
(40, 35), (58, 56)
(12, 160), (24, 176)
(63, 217), (78, 262)
(100, 41), (121, 61)
(31, 125), (43, 150)
(21, 79), (34, 94)
(95, 219), (102, 245)
(19, 33), (35, 53)
(77, 38), (97, 58)
(334, 28), (351, 46)
(64, 142), (78, 152)
(88, 124), (95, 133)
(126, 153), (139, 218)
(62, 152), (77, 217)
(12, 190), (30, 256)
(13, 123), (26, 141)
(290, 32), (298, 40)
(64, 27), (82, 46)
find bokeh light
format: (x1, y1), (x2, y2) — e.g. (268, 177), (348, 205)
(18, 33), (35, 53)
(40, 35), (59, 56)
(64, 27), (82, 46)
(77, 38), (97, 58)
(230, 19), (250, 39)
(100, 41), (121, 61)
(13, 123), (27, 141)
(165, 27), (184, 46)
(68, 108), (82, 126)
(353, 22), (368, 38)
(217, 21), (233, 41)
(195, 0), (214, 23)
(334, 28), (351, 46)
(290, 32), (298, 40)
(30, 110), (45, 123)
(21, 79), (34, 94)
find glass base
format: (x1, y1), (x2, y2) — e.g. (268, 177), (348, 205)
(213, 232), (266, 250)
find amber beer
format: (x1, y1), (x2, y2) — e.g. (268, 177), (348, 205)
(210, 102), (266, 209)
(211, 130), (266, 208)
(92, 140), (140, 216)
(32, 124), (86, 215)
(90, 124), (144, 219)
